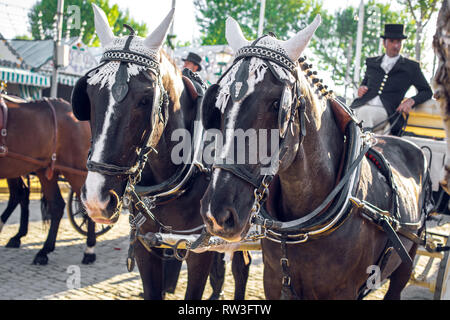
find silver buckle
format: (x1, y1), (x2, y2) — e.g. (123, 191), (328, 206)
(131, 212), (147, 229)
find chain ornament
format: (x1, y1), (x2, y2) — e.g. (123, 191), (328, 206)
(101, 50), (160, 75)
(235, 46), (297, 73)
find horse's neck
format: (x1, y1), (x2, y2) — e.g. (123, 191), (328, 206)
(278, 96), (344, 220)
(144, 58), (194, 184)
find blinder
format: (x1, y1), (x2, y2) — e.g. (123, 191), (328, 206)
(201, 84), (221, 130)
(278, 85), (293, 138)
(71, 75), (91, 121)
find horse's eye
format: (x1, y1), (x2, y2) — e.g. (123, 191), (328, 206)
(139, 97), (151, 107)
(273, 100), (280, 110)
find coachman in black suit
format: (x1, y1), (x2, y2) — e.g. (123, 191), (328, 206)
(350, 24), (432, 135)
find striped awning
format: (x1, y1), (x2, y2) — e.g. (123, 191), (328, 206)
(57, 73), (80, 86)
(0, 66), (50, 88)
(18, 85), (42, 100)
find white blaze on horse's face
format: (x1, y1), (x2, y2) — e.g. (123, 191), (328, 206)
(205, 15), (322, 237)
(213, 15), (321, 162)
(82, 4), (174, 217)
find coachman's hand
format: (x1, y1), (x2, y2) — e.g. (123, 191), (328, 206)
(396, 98), (415, 114)
(358, 86), (368, 98)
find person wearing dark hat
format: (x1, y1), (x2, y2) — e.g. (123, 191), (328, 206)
(350, 24), (432, 135)
(182, 51), (203, 72)
(181, 51), (207, 105)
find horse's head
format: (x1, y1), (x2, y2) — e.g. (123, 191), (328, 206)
(200, 16), (321, 241)
(71, 4), (174, 224)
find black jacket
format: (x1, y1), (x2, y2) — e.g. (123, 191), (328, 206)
(350, 55), (432, 134)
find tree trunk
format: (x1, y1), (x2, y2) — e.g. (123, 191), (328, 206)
(433, 0), (450, 193)
(415, 22), (422, 61)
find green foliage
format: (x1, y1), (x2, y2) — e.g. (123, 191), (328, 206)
(311, 0), (417, 88)
(193, 0), (423, 90)
(397, 0), (440, 60)
(398, 0), (439, 25)
(194, 0), (322, 45)
(28, 0), (148, 46)
(13, 35), (33, 40)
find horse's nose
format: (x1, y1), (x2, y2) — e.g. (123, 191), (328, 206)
(219, 207), (238, 231)
(81, 187), (121, 223)
(205, 206), (238, 233)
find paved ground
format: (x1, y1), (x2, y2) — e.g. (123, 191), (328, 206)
(0, 198), (449, 300)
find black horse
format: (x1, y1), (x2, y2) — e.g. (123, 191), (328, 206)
(200, 16), (431, 299)
(0, 177), (30, 247)
(72, 4), (249, 300)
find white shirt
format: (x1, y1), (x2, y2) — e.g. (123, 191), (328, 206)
(367, 54), (401, 107)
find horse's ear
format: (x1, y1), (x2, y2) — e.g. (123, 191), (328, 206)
(201, 84), (221, 130)
(281, 14), (321, 61)
(225, 17), (250, 52)
(143, 8), (175, 50)
(92, 3), (114, 47)
(71, 76), (91, 121)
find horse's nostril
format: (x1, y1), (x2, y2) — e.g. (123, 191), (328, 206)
(106, 190), (120, 215)
(222, 208), (236, 230)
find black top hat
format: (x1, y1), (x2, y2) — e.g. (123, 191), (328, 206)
(182, 52), (202, 71)
(381, 24), (407, 40)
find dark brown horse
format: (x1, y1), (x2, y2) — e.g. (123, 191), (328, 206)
(0, 95), (95, 265)
(200, 16), (431, 299)
(73, 4), (249, 300)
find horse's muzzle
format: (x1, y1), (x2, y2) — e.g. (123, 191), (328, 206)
(82, 189), (122, 225)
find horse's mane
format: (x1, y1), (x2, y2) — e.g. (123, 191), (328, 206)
(160, 49), (182, 77)
(296, 56), (334, 103)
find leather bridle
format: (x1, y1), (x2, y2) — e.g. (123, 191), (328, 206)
(85, 27), (169, 219)
(86, 28), (168, 173)
(211, 41), (307, 223)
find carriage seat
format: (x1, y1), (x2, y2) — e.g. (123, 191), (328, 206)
(401, 99), (445, 140)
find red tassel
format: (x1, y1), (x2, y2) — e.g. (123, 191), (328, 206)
(45, 167), (53, 180)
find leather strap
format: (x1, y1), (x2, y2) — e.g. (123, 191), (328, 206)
(43, 98), (58, 180)
(0, 95), (8, 156)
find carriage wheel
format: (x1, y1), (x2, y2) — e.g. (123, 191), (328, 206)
(66, 189), (112, 237)
(433, 236), (450, 300)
